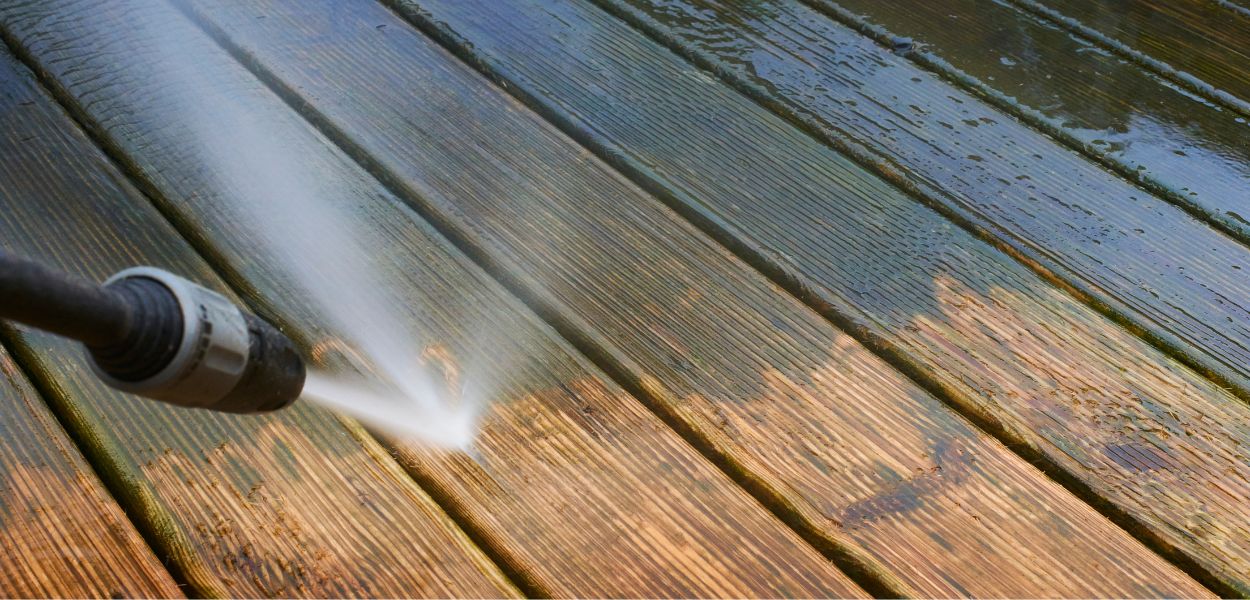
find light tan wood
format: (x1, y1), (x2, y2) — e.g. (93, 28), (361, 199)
(0, 343), (182, 599)
(0, 41), (518, 600)
(163, 0), (1212, 595)
(596, 0), (1250, 408)
(381, 0), (1250, 594)
(0, 0), (866, 596)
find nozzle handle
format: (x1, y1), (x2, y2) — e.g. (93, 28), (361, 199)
(0, 250), (131, 347)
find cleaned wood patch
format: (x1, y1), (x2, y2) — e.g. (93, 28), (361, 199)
(0, 0), (866, 596)
(599, 0), (1250, 405)
(170, 0), (1211, 596)
(388, 0), (1250, 593)
(1028, 0), (1250, 109)
(0, 341), (181, 598)
(0, 34), (515, 600)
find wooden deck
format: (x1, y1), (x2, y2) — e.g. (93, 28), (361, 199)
(0, 0), (1246, 596)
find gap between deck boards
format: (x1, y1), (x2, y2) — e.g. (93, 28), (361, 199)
(0, 29), (528, 600)
(162, 2), (903, 595)
(186, 0), (1233, 595)
(374, 0), (1246, 594)
(1, 0), (1233, 595)
(0, 3), (874, 597)
(588, 0), (1250, 411)
(997, 0), (1250, 120)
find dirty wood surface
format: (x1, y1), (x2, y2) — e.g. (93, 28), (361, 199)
(0, 0), (1247, 596)
(597, 0), (1250, 406)
(1023, 0), (1250, 111)
(808, 0), (1250, 244)
(389, 0), (1250, 593)
(156, 0), (1223, 596)
(0, 342), (181, 598)
(0, 0), (869, 596)
(0, 29), (517, 600)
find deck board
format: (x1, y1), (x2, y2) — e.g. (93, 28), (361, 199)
(1024, 0), (1250, 110)
(0, 28), (517, 600)
(387, 0), (1250, 593)
(803, 0), (1250, 243)
(596, 0), (1250, 405)
(2, 0), (1247, 595)
(0, 0), (869, 596)
(163, 0), (1215, 595)
(0, 342), (181, 599)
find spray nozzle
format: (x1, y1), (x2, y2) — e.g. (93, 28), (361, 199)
(0, 251), (305, 413)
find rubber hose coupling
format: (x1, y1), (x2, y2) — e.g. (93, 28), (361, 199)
(85, 268), (305, 413)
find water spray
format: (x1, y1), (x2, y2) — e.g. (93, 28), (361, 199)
(0, 250), (305, 413)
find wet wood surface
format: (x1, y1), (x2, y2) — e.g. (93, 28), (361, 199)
(806, 0), (1250, 243)
(0, 340), (180, 598)
(1026, 0), (1250, 110)
(0, 0), (869, 596)
(387, 0), (1250, 593)
(163, 0), (1215, 596)
(2, 0), (1247, 595)
(0, 29), (516, 600)
(596, 0), (1250, 407)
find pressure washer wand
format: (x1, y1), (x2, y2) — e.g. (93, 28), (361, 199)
(0, 250), (305, 413)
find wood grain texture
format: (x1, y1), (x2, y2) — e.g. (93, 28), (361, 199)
(1219, 0), (1250, 19)
(0, 342), (181, 599)
(810, 0), (1250, 241)
(1008, 0), (1250, 116)
(802, 0), (1250, 244)
(0, 35), (515, 600)
(1033, 0), (1250, 103)
(597, 0), (1250, 408)
(163, 0), (1217, 596)
(0, 1), (867, 596)
(386, 0), (1250, 593)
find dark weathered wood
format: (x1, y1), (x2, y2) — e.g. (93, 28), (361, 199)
(386, 0), (1250, 593)
(1010, 0), (1250, 115)
(597, 0), (1250, 408)
(0, 342), (181, 598)
(1037, 0), (1250, 101)
(1220, 0), (1250, 19)
(801, 0), (1250, 242)
(0, 1), (868, 596)
(166, 0), (1216, 595)
(0, 30), (517, 600)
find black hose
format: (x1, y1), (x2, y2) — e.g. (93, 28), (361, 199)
(0, 249), (132, 347)
(1, 250), (304, 412)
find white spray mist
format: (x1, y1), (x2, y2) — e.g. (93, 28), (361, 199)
(129, 1), (483, 449)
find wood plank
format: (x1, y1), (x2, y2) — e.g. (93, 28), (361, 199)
(0, 341), (181, 598)
(801, 0), (1250, 243)
(0, 1), (868, 596)
(384, 0), (1250, 594)
(1011, 0), (1250, 114)
(164, 0), (1218, 596)
(598, 0), (1250, 407)
(1219, 0), (1250, 19)
(0, 28), (517, 600)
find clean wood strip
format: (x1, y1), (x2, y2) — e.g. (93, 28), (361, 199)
(384, 0), (1250, 594)
(598, 0), (1250, 405)
(168, 0), (1216, 595)
(0, 1), (866, 596)
(0, 341), (181, 598)
(1005, 0), (1250, 117)
(0, 32), (517, 600)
